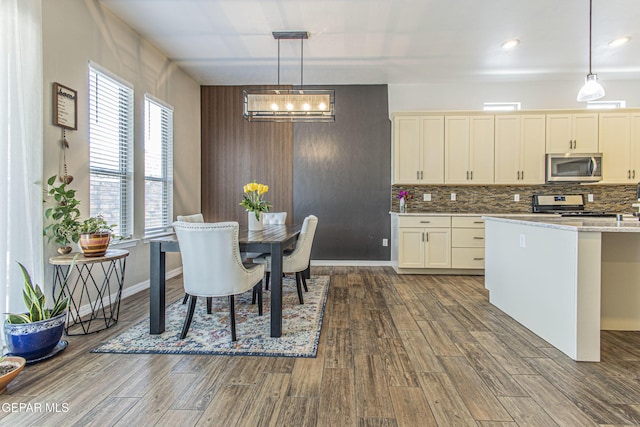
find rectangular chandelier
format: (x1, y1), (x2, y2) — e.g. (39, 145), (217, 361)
(243, 89), (335, 122)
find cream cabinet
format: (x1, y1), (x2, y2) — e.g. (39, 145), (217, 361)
(445, 115), (494, 184)
(398, 216), (451, 269)
(599, 113), (640, 183)
(494, 115), (546, 184)
(393, 115), (444, 184)
(546, 113), (598, 153)
(451, 217), (485, 269)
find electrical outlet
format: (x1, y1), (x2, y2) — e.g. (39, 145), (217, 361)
(423, 193), (431, 202)
(514, 194), (520, 202)
(519, 234), (526, 248)
(588, 194), (594, 202)
(450, 193), (456, 201)
(382, 238), (388, 247)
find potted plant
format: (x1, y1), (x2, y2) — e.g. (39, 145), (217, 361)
(4, 262), (72, 361)
(43, 175), (81, 254)
(240, 181), (271, 230)
(0, 355), (26, 393)
(78, 215), (115, 257)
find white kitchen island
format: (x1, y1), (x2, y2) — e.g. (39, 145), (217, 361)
(483, 215), (640, 362)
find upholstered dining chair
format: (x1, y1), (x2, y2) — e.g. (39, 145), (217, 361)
(253, 215), (318, 304)
(173, 221), (265, 341)
(262, 211), (287, 225)
(176, 213), (205, 304)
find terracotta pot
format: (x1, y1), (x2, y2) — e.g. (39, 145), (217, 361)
(0, 357), (26, 394)
(79, 232), (111, 257)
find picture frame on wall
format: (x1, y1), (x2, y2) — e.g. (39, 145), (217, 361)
(53, 82), (77, 130)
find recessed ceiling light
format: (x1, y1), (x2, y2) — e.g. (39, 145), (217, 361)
(501, 39), (520, 50)
(609, 36), (631, 48)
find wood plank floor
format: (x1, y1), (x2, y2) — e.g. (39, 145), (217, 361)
(3, 267), (640, 426)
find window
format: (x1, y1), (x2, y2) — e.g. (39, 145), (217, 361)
(483, 102), (521, 111)
(144, 95), (174, 234)
(587, 100), (626, 109)
(88, 63), (134, 238)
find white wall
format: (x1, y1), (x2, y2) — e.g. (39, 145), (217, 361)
(389, 79), (640, 113)
(42, 0), (200, 290)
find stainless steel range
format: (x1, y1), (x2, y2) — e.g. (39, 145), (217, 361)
(532, 194), (617, 217)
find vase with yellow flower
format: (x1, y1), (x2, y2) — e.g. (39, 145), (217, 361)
(240, 181), (272, 230)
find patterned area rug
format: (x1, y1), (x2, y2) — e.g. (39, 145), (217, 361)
(92, 275), (329, 358)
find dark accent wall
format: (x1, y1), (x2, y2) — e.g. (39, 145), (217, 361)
(294, 85), (391, 260)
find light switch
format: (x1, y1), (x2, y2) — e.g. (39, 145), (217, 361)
(514, 194), (520, 202)
(587, 194), (594, 202)
(423, 193), (431, 202)
(450, 193), (456, 201)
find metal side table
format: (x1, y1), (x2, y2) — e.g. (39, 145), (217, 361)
(49, 249), (129, 335)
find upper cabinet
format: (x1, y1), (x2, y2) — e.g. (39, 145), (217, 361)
(494, 115), (546, 184)
(546, 113), (599, 153)
(599, 113), (640, 183)
(444, 115), (494, 184)
(392, 115), (444, 184)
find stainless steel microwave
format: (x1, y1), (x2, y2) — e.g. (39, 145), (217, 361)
(546, 153), (603, 183)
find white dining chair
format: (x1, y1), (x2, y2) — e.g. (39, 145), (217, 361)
(262, 212), (287, 225)
(176, 213), (205, 304)
(173, 221), (265, 341)
(253, 215), (318, 304)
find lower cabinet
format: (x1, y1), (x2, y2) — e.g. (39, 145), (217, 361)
(394, 215), (484, 274)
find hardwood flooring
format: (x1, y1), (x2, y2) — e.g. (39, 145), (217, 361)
(3, 267), (640, 426)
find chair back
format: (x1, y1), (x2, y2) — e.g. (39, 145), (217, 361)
(262, 212), (287, 225)
(173, 221), (258, 297)
(284, 215), (318, 272)
(176, 213), (204, 223)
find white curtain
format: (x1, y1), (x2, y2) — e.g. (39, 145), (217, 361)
(0, 0), (44, 347)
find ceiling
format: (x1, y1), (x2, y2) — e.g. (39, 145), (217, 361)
(99, 0), (640, 86)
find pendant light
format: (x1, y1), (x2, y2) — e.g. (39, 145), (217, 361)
(577, 0), (605, 102)
(243, 31), (335, 122)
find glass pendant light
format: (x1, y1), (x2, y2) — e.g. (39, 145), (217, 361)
(577, 0), (605, 102)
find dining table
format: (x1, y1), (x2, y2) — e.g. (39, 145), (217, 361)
(149, 223), (303, 337)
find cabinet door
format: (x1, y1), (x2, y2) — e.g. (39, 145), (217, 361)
(424, 228), (451, 268)
(573, 113), (599, 153)
(631, 113), (640, 181)
(599, 113), (631, 183)
(520, 115), (546, 184)
(421, 116), (445, 183)
(444, 116), (470, 183)
(494, 115), (520, 184)
(393, 116), (422, 184)
(398, 228), (425, 268)
(546, 114), (573, 153)
(468, 115), (495, 183)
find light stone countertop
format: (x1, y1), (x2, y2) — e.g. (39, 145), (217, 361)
(482, 214), (640, 232)
(389, 212), (554, 218)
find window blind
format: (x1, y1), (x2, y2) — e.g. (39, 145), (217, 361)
(144, 94), (174, 234)
(88, 63), (134, 238)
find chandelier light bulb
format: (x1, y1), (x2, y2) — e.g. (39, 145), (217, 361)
(318, 102), (327, 110)
(270, 103), (279, 111)
(286, 103), (294, 111)
(303, 103), (311, 111)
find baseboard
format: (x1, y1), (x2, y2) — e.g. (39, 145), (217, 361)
(74, 266), (183, 320)
(310, 260), (392, 267)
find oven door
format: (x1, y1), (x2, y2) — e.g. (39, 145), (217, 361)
(546, 154), (602, 182)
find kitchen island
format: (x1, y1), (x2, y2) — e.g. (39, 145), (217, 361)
(483, 215), (640, 362)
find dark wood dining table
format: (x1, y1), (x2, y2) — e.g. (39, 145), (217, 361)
(149, 223), (303, 337)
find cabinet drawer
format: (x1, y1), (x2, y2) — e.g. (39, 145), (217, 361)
(452, 248), (485, 269)
(452, 228), (485, 247)
(398, 216), (451, 228)
(451, 216), (484, 228)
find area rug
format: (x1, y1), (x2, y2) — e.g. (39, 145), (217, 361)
(92, 275), (329, 358)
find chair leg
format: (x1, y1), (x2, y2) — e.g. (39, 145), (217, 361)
(254, 282), (263, 316)
(180, 295), (197, 339)
(265, 272), (270, 290)
(301, 274), (308, 292)
(252, 287), (257, 305)
(182, 293), (189, 304)
(295, 272), (304, 304)
(229, 295), (237, 342)
(206, 297), (212, 314)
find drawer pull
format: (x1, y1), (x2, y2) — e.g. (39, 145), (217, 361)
(473, 237), (484, 240)
(420, 221), (431, 224)
(473, 257), (484, 261)
(473, 221), (484, 224)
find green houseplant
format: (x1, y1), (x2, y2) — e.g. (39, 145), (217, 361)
(4, 261), (74, 361)
(43, 175), (81, 254)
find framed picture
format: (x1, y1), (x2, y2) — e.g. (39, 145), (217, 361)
(53, 82), (77, 130)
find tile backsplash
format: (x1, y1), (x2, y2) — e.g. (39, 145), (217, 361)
(391, 184), (639, 214)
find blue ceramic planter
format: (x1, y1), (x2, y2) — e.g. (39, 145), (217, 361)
(4, 312), (66, 361)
